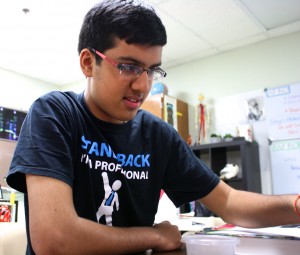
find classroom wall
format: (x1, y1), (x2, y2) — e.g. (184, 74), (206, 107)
(0, 68), (59, 111)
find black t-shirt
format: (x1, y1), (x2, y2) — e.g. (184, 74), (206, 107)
(7, 91), (219, 254)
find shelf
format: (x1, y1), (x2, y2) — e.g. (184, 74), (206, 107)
(191, 139), (261, 193)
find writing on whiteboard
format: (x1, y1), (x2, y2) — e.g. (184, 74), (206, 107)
(270, 140), (300, 174)
(291, 165), (300, 171)
(270, 139), (300, 194)
(271, 116), (300, 137)
(265, 83), (300, 141)
(271, 140), (300, 151)
(266, 85), (290, 97)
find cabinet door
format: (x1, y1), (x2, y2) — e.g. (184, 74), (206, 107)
(140, 94), (163, 118)
(176, 99), (189, 141)
(141, 94), (189, 140)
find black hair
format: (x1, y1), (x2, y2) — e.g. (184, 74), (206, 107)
(78, 0), (167, 63)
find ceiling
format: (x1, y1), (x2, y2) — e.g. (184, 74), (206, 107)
(1, 0), (300, 86)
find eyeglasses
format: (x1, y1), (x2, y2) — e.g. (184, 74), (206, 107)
(90, 48), (167, 81)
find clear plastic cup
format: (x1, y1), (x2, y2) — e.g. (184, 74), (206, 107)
(182, 234), (240, 255)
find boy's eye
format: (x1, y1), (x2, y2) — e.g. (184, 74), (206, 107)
(120, 64), (141, 75)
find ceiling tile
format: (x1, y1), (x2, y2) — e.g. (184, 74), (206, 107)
(159, 0), (263, 46)
(158, 12), (213, 60)
(239, 0), (300, 29)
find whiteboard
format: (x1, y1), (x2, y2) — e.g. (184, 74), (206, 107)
(270, 139), (300, 195)
(264, 82), (300, 141)
(0, 139), (17, 187)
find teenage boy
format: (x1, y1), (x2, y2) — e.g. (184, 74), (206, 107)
(7, 1), (300, 254)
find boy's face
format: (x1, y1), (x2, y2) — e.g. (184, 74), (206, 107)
(81, 39), (163, 124)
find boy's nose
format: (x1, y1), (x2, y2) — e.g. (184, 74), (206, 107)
(131, 71), (152, 93)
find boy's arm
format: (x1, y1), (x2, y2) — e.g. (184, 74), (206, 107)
(200, 181), (300, 228)
(26, 174), (182, 255)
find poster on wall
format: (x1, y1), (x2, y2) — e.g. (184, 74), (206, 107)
(163, 95), (178, 131)
(0, 107), (27, 141)
(245, 96), (265, 122)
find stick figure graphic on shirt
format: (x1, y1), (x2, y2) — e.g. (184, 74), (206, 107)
(96, 172), (122, 226)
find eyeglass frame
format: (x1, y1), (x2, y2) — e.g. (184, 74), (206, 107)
(89, 48), (167, 81)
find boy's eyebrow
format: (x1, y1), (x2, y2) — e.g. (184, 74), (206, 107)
(117, 56), (162, 68)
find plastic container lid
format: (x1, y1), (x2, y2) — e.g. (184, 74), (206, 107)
(182, 234), (240, 245)
(182, 235), (240, 255)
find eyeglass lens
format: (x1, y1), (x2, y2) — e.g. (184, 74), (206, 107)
(118, 64), (165, 81)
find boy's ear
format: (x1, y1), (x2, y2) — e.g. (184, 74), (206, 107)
(79, 49), (94, 77)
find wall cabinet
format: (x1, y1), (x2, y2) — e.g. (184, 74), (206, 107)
(191, 139), (262, 193)
(141, 94), (189, 141)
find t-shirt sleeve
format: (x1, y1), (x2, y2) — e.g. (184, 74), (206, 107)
(162, 130), (220, 207)
(6, 93), (75, 193)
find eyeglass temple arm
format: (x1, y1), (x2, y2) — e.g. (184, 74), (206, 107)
(90, 48), (118, 67)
